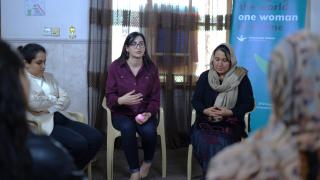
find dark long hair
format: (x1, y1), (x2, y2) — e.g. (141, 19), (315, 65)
(17, 43), (46, 63)
(0, 40), (32, 179)
(117, 32), (153, 69)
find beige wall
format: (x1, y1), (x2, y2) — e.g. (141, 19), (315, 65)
(1, 0), (90, 123)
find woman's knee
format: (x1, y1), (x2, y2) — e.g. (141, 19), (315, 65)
(93, 129), (104, 143)
(140, 119), (157, 135)
(67, 136), (88, 155)
(87, 128), (104, 149)
(117, 122), (136, 137)
(140, 126), (157, 140)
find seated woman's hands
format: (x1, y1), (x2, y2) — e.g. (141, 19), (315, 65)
(203, 107), (233, 121)
(117, 90), (143, 105)
(135, 112), (152, 125)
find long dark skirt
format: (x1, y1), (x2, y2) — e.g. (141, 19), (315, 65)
(190, 117), (243, 174)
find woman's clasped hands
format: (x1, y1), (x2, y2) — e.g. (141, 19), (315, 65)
(135, 112), (152, 125)
(203, 107), (233, 121)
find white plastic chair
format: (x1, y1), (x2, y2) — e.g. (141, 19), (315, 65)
(187, 109), (253, 180)
(102, 97), (167, 180)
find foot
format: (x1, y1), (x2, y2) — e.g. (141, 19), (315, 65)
(140, 162), (152, 178)
(129, 172), (140, 180)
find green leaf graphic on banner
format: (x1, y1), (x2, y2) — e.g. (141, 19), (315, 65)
(254, 54), (268, 74)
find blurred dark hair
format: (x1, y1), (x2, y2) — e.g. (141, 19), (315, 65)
(0, 40), (32, 179)
(18, 43), (46, 63)
(213, 44), (231, 63)
(117, 32), (153, 69)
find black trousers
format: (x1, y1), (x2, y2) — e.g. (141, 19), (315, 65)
(50, 112), (103, 169)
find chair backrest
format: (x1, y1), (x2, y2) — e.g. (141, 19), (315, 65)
(67, 112), (86, 123)
(102, 97), (121, 136)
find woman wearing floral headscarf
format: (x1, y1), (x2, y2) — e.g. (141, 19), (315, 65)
(191, 43), (255, 178)
(207, 31), (320, 180)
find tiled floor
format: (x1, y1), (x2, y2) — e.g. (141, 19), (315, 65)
(90, 147), (202, 180)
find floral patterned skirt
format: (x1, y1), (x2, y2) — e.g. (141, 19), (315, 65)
(190, 118), (242, 173)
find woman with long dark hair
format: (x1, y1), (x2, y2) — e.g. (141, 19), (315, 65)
(106, 32), (160, 180)
(0, 39), (32, 180)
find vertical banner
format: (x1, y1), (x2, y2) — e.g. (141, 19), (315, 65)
(230, 0), (306, 132)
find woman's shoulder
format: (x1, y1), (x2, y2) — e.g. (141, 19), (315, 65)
(240, 73), (250, 84)
(108, 59), (125, 71)
(43, 72), (54, 79)
(146, 61), (158, 71)
(201, 70), (210, 75)
(43, 72), (60, 85)
(199, 70), (210, 79)
(111, 59), (125, 65)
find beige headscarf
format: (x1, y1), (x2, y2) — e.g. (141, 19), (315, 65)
(208, 43), (247, 109)
(207, 31), (320, 179)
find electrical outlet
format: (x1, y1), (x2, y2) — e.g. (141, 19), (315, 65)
(43, 27), (51, 36)
(51, 27), (60, 36)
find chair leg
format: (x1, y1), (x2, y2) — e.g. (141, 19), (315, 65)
(107, 136), (116, 180)
(87, 162), (92, 180)
(160, 133), (167, 178)
(187, 145), (193, 180)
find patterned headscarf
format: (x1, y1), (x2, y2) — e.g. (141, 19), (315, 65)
(269, 31), (320, 150)
(206, 31), (320, 179)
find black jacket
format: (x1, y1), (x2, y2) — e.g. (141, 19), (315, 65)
(28, 133), (85, 180)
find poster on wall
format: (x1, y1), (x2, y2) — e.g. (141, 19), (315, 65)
(25, 0), (46, 16)
(230, 0), (306, 132)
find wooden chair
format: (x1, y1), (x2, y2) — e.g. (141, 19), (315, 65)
(187, 109), (254, 180)
(102, 97), (167, 180)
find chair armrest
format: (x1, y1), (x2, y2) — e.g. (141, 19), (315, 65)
(27, 120), (42, 134)
(191, 109), (196, 125)
(244, 102), (255, 134)
(67, 112), (85, 123)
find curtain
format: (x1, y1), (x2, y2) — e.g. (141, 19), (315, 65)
(87, 0), (112, 129)
(144, 3), (199, 148)
(88, 0), (231, 148)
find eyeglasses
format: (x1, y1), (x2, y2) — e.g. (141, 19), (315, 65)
(129, 42), (145, 48)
